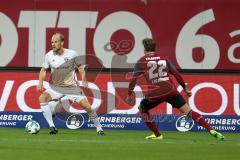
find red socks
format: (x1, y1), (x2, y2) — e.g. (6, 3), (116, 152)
(141, 110), (212, 135)
(188, 110), (213, 131)
(141, 112), (161, 137)
(145, 122), (161, 137)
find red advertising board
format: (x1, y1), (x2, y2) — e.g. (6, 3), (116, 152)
(0, 0), (240, 69)
(0, 71), (239, 115)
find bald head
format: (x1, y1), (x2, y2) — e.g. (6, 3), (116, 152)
(51, 33), (65, 54)
(52, 33), (64, 42)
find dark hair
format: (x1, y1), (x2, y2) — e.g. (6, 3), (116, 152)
(53, 33), (64, 41)
(142, 38), (156, 51)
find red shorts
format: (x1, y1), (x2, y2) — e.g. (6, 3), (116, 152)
(140, 90), (186, 112)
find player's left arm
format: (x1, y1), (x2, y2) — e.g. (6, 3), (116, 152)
(73, 51), (88, 87)
(78, 64), (88, 87)
(167, 59), (192, 97)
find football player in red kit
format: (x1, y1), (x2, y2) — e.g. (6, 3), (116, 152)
(126, 38), (224, 140)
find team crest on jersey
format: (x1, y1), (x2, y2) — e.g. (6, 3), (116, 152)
(64, 57), (70, 62)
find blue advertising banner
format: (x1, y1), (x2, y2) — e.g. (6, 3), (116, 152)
(0, 112), (240, 132)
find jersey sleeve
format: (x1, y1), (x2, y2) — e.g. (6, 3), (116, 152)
(133, 61), (144, 77)
(42, 54), (49, 69)
(167, 59), (186, 89)
(72, 50), (78, 58)
(72, 51), (85, 67)
(127, 61), (143, 96)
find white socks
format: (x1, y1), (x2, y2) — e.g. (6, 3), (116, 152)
(41, 104), (55, 128)
(87, 110), (103, 132)
(41, 102), (102, 132)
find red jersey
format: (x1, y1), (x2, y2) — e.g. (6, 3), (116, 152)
(128, 52), (186, 100)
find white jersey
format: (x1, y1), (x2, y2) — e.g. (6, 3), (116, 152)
(43, 49), (79, 87)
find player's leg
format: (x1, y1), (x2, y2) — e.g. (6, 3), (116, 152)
(169, 94), (224, 140)
(180, 104), (224, 140)
(48, 100), (62, 116)
(39, 88), (63, 134)
(139, 99), (163, 140)
(78, 98), (104, 135)
(39, 92), (58, 134)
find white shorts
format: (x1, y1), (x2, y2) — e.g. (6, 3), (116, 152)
(45, 86), (87, 104)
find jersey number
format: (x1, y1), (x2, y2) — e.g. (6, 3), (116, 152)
(147, 60), (167, 79)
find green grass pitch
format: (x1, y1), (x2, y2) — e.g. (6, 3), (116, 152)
(0, 128), (239, 160)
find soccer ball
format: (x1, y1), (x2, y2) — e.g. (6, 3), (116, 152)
(25, 120), (40, 134)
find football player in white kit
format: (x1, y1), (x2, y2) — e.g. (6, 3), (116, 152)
(37, 33), (104, 135)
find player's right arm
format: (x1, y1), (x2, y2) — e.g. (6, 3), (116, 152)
(37, 53), (50, 91)
(126, 62), (143, 104)
(37, 67), (47, 91)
